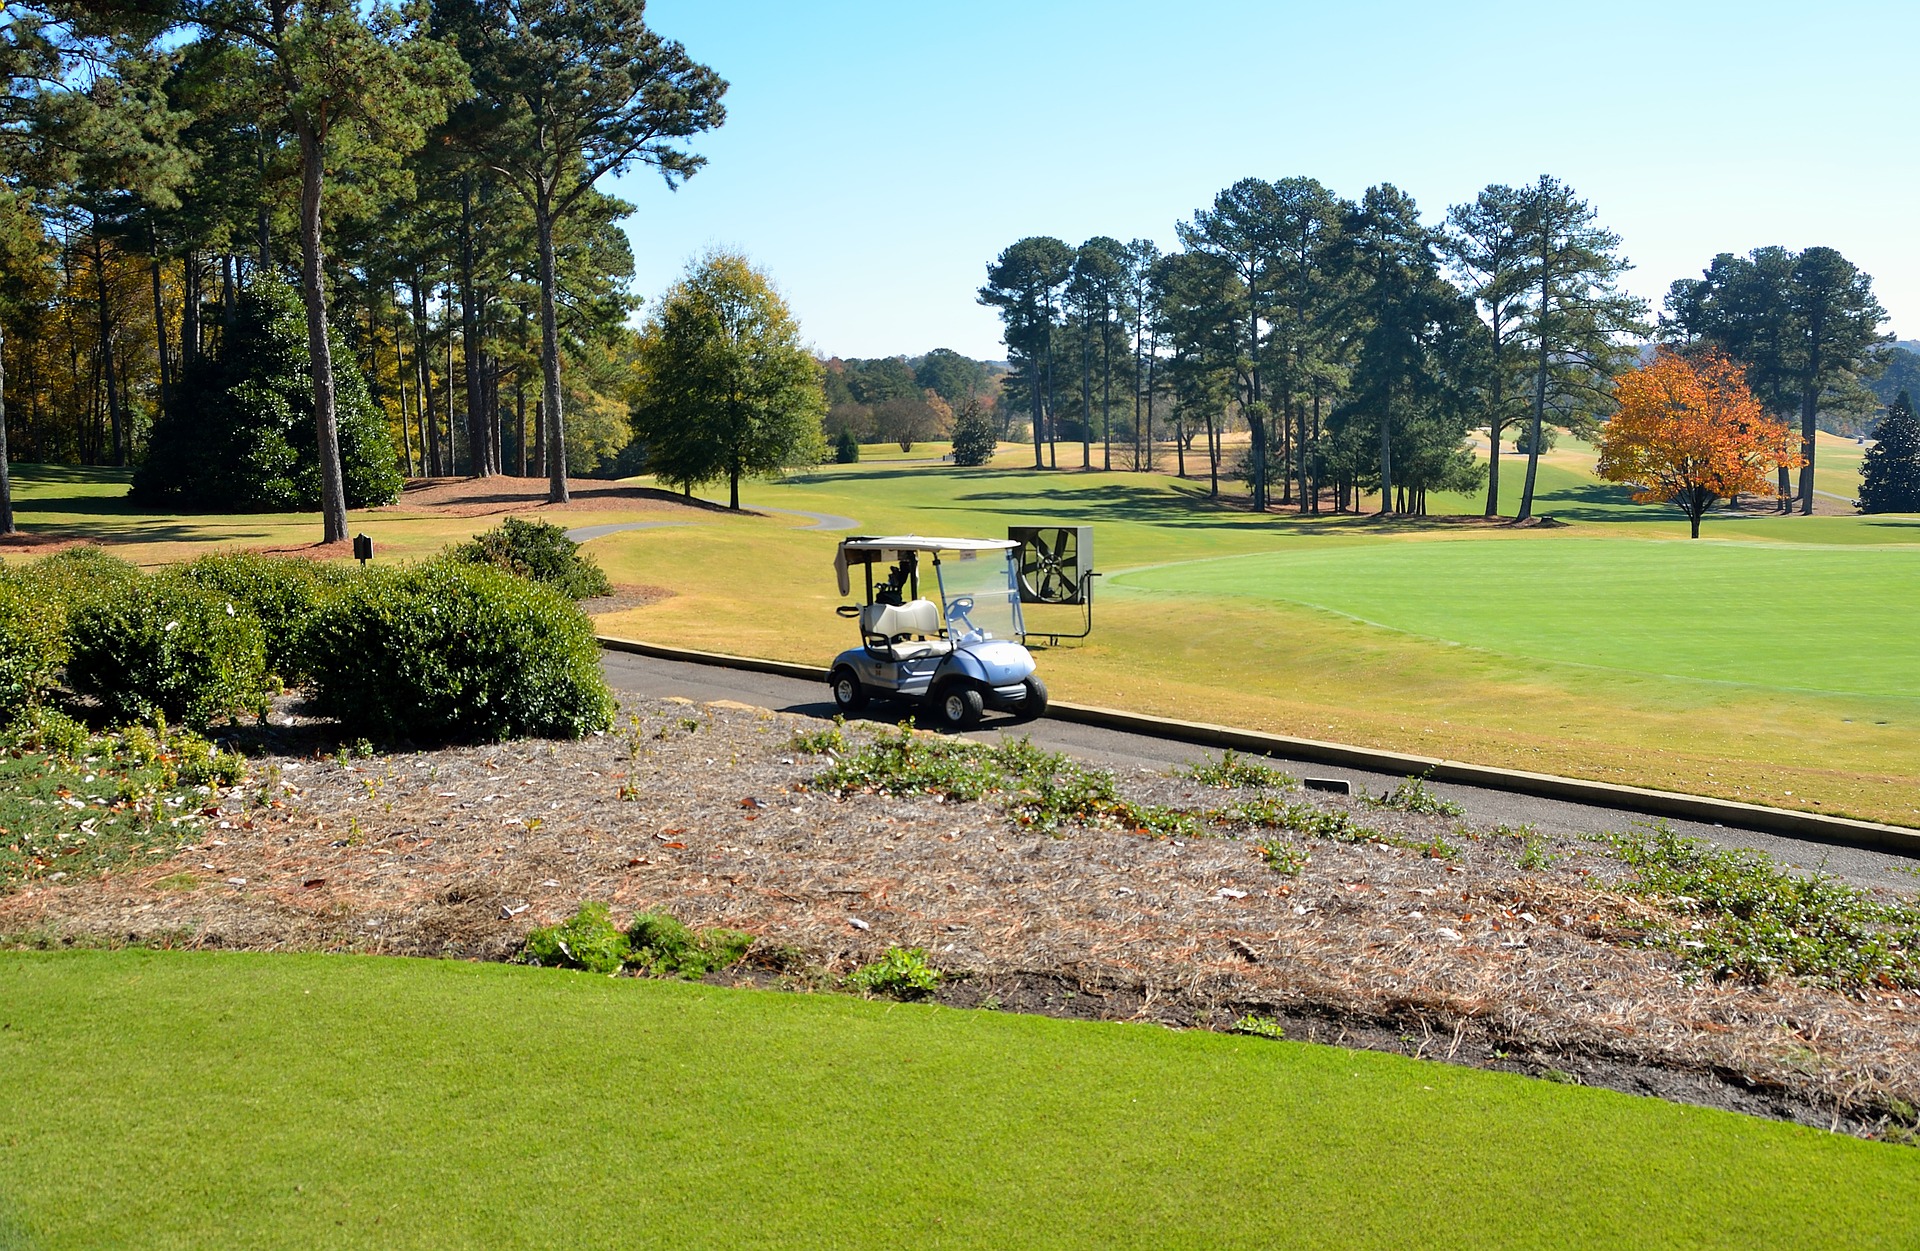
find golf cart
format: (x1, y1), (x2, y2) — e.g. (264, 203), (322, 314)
(829, 535), (1047, 729)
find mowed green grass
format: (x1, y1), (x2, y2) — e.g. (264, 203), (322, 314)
(1112, 537), (1920, 700)
(2, 950), (1915, 1250)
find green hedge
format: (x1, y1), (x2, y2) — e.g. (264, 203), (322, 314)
(16, 546), (142, 606)
(175, 553), (349, 682)
(0, 576), (67, 727)
(66, 574), (271, 730)
(298, 560), (614, 743)
(450, 517), (612, 601)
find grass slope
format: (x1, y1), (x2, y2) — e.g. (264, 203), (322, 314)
(2, 949), (1916, 1250)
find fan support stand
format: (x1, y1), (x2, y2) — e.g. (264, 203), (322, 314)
(1021, 571), (1101, 647)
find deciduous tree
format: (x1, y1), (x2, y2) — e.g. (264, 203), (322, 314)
(1595, 348), (1801, 538)
(629, 251), (824, 510)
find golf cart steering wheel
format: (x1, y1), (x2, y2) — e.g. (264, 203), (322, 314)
(945, 596), (979, 638)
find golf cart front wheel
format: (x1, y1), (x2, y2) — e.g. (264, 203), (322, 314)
(1013, 676), (1048, 721)
(932, 682), (984, 730)
(830, 667), (868, 712)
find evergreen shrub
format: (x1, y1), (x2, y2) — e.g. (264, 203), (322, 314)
(131, 278), (401, 512)
(0, 575), (67, 726)
(17, 545), (142, 606)
(1859, 391), (1920, 514)
(175, 553), (350, 681)
(833, 428), (861, 463)
(297, 560), (614, 743)
(66, 575), (271, 729)
(449, 517), (612, 600)
(948, 399), (997, 467)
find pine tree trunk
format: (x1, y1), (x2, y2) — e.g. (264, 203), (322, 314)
(92, 232), (124, 467)
(0, 318), (13, 535)
(1100, 315), (1112, 471)
(516, 373), (528, 477)
(1518, 225), (1551, 523)
(460, 175), (489, 479)
(296, 121), (349, 544)
(181, 251), (200, 370)
(1079, 324), (1092, 470)
(412, 280), (439, 477)
(535, 183), (568, 503)
(1797, 342), (1821, 515)
(1028, 354), (1043, 469)
(1484, 316), (1503, 517)
(1377, 386), (1393, 517)
(150, 256), (170, 427)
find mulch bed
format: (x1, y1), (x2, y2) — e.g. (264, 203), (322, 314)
(5, 697), (1918, 1138)
(383, 476), (730, 519)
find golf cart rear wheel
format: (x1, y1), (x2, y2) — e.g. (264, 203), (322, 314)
(1012, 676), (1048, 721)
(830, 666), (868, 712)
(932, 682), (984, 730)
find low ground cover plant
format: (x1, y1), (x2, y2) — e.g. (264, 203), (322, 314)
(451, 517), (613, 601)
(846, 945), (941, 998)
(298, 560), (615, 744)
(1181, 749), (1296, 790)
(1367, 775), (1466, 817)
(0, 717), (245, 888)
(807, 723), (1195, 836)
(1610, 822), (1920, 991)
(522, 903), (753, 978)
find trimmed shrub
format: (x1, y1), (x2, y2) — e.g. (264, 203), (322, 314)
(833, 428), (861, 463)
(0, 576), (67, 726)
(450, 517), (612, 601)
(16, 545), (142, 606)
(175, 553), (349, 681)
(297, 560), (615, 743)
(66, 574), (271, 730)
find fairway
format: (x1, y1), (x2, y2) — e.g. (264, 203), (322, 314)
(1112, 537), (1920, 700)
(2, 950), (1916, 1249)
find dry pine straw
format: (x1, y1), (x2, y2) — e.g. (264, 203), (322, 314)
(4, 697), (1918, 1137)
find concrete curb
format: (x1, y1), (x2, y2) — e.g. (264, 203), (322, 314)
(597, 635), (1920, 855)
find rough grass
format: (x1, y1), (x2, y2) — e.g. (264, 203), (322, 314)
(8, 453), (1919, 824)
(3, 948), (1919, 1249)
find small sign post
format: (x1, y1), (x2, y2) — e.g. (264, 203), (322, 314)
(353, 534), (373, 566)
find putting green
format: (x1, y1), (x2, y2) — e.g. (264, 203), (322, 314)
(1111, 537), (1920, 700)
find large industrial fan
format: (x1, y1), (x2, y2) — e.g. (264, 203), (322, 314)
(1009, 525), (1096, 642)
(1010, 525), (1093, 605)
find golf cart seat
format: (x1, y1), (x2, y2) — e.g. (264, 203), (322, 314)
(861, 599), (950, 660)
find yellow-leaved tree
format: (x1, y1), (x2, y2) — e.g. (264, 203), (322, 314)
(1595, 349), (1803, 537)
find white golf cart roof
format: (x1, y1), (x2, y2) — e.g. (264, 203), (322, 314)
(834, 535), (1018, 595)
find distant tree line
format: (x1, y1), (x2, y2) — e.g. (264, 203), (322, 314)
(821, 350), (1003, 452)
(981, 176), (1894, 518)
(0, 0), (725, 538)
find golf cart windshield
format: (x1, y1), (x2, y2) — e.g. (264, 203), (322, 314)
(934, 548), (1024, 645)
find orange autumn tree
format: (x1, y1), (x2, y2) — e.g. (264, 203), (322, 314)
(1595, 348), (1804, 538)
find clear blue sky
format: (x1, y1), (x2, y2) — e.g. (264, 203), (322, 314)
(608, 0), (1917, 361)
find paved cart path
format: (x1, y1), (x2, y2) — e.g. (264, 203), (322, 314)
(599, 648), (1920, 889)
